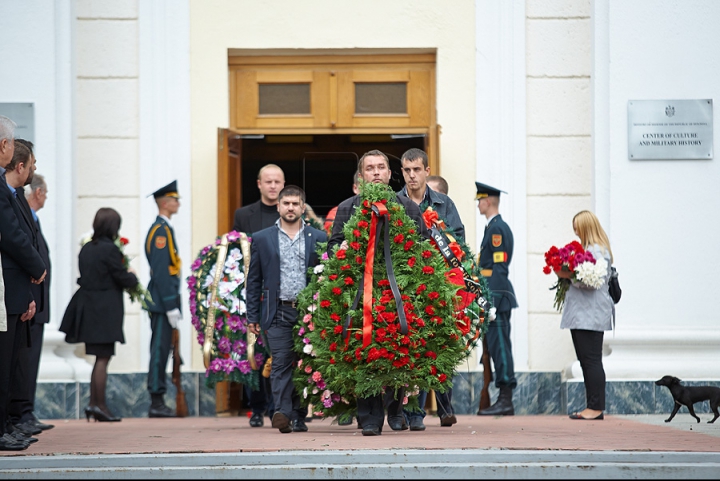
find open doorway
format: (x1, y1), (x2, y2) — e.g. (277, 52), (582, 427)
(225, 133), (426, 227)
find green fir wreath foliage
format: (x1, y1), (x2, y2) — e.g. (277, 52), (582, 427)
(293, 182), (467, 418)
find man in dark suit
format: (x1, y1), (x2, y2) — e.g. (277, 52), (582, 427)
(246, 185), (327, 434)
(0, 124), (47, 451)
(233, 164), (285, 234)
(328, 150), (429, 436)
(144, 180), (182, 418)
(475, 181), (518, 416)
(232, 164), (285, 427)
(7, 143), (53, 434)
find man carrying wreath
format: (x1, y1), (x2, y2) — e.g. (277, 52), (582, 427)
(328, 150), (429, 436)
(397, 148), (465, 430)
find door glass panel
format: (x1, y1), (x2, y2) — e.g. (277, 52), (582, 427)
(355, 83), (407, 114)
(259, 84), (310, 115)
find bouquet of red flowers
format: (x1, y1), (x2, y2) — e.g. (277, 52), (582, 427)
(543, 241), (607, 311)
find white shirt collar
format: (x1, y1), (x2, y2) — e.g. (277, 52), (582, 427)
(160, 214), (173, 228)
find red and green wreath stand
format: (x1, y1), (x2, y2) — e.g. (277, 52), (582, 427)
(293, 182), (483, 421)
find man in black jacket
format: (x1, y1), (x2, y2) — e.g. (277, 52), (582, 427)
(7, 142), (53, 435)
(246, 186), (327, 434)
(0, 121), (47, 451)
(233, 164), (285, 234)
(328, 150), (429, 436)
(232, 164), (285, 427)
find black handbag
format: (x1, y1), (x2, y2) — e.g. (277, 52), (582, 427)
(608, 266), (621, 304)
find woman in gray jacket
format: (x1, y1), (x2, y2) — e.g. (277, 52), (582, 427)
(557, 210), (614, 420)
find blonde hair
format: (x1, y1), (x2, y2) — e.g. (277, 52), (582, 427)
(573, 210), (613, 263)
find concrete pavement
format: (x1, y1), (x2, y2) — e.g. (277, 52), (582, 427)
(1, 414), (719, 478)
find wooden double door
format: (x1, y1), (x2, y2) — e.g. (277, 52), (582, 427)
(214, 52), (438, 414)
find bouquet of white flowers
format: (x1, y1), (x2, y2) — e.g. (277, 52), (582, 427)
(574, 256), (608, 289)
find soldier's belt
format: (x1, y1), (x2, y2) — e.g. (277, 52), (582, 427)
(480, 269), (493, 277)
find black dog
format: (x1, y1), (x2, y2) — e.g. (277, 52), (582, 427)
(655, 375), (720, 424)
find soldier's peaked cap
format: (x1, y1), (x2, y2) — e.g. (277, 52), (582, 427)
(149, 180), (179, 199)
(475, 181), (507, 199)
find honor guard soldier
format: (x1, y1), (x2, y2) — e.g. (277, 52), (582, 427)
(475, 181), (518, 416)
(145, 180), (182, 418)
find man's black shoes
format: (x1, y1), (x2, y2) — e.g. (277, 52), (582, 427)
(440, 414), (457, 426)
(388, 416), (408, 431)
(409, 417), (426, 431)
(271, 412), (292, 433)
(31, 414), (54, 431)
(9, 431), (37, 444)
(292, 419), (308, 432)
(148, 404), (176, 418)
(12, 422), (41, 436)
(361, 425), (382, 436)
(249, 413), (264, 427)
(0, 433), (28, 451)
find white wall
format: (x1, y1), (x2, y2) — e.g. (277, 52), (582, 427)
(0, 0), (74, 334)
(594, 0), (720, 378)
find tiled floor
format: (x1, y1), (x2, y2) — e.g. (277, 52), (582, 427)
(3, 414), (719, 457)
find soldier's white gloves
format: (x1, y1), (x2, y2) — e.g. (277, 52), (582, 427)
(488, 307), (497, 322)
(167, 308), (182, 329)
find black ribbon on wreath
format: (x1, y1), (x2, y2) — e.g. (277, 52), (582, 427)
(342, 202), (408, 349)
(428, 225), (492, 312)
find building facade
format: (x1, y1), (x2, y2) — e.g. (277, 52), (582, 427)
(1, 0), (718, 417)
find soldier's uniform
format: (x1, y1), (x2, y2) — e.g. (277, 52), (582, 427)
(476, 182), (518, 416)
(145, 180), (182, 418)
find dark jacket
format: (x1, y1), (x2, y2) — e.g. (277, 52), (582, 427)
(0, 181), (46, 315)
(246, 224), (327, 331)
(479, 214), (517, 312)
(15, 190), (51, 324)
(327, 192), (430, 253)
(144, 216), (181, 314)
(60, 237), (138, 344)
(233, 200), (280, 235)
(397, 185), (465, 242)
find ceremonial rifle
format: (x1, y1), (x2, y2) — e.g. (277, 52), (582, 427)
(479, 338), (492, 411)
(172, 328), (189, 417)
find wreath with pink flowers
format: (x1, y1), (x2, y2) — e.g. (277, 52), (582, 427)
(187, 231), (269, 389)
(292, 182), (469, 419)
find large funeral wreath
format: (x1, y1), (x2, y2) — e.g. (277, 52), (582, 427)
(188, 231), (268, 390)
(292, 182), (485, 419)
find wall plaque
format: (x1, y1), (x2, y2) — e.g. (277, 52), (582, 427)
(0, 103), (35, 143)
(627, 99), (713, 160)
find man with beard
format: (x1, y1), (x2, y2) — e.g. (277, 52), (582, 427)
(246, 185), (327, 433)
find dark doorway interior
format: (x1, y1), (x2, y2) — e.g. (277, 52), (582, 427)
(229, 134), (426, 218)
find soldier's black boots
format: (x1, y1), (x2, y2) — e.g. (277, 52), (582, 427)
(148, 394), (176, 418)
(477, 387), (514, 416)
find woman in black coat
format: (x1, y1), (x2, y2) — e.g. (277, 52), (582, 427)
(60, 208), (138, 422)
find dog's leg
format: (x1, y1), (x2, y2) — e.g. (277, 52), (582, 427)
(665, 403), (681, 423)
(709, 404), (719, 424)
(686, 403), (701, 423)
